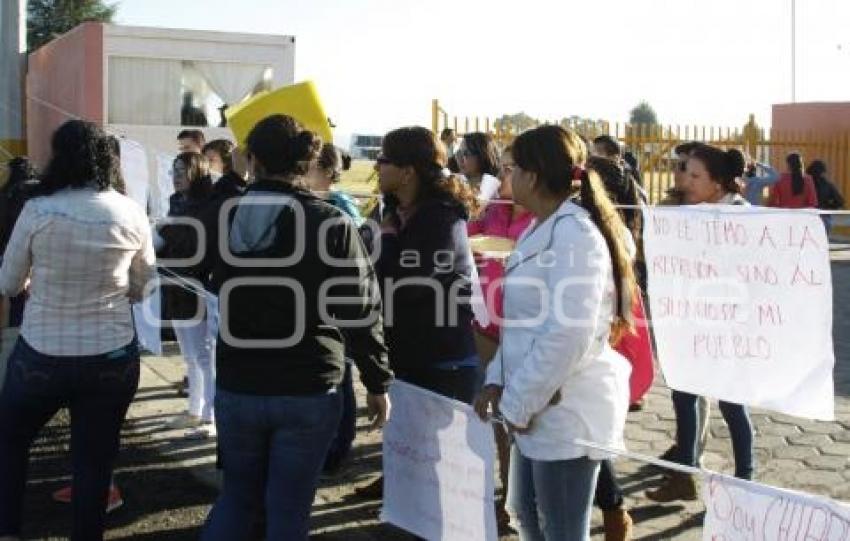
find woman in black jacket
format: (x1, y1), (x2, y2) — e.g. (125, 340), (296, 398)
(202, 115), (391, 541)
(375, 126), (482, 403)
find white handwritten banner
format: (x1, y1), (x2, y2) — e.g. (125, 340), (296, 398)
(643, 206), (835, 420)
(381, 380), (497, 541)
(132, 276), (162, 355)
(119, 138), (150, 211)
(155, 152), (176, 219)
(703, 474), (850, 540)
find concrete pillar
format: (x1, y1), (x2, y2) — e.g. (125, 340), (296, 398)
(0, 0), (26, 160)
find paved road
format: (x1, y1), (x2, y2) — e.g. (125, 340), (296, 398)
(17, 261), (850, 540)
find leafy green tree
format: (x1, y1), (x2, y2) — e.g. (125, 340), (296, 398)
(27, 0), (117, 51)
(493, 112), (537, 133)
(629, 101), (659, 126)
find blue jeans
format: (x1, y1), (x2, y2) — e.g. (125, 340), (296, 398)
(0, 337), (139, 541)
(202, 388), (342, 541)
(324, 361), (356, 473)
(672, 391), (754, 479)
(508, 445), (600, 541)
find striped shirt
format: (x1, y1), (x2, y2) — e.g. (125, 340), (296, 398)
(0, 187), (156, 356)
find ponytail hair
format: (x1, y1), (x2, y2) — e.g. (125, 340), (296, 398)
(512, 125), (636, 341)
(689, 143), (745, 195)
(381, 126), (481, 219)
(786, 152), (805, 196)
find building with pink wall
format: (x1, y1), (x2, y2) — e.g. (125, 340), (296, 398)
(772, 102), (850, 136)
(26, 23), (104, 167)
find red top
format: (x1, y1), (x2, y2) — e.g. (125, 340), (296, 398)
(468, 203), (534, 340)
(767, 173), (818, 209)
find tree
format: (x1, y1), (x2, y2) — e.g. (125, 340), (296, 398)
(27, 0), (118, 51)
(493, 112), (537, 134)
(629, 101), (658, 126)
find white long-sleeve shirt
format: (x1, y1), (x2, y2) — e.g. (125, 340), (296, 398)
(486, 200), (631, 461)
(0, 187), (155, 356)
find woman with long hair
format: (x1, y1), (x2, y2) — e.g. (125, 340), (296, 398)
(458, 132), (502, 204)
(647, 143), (755, 503)
(767, 152), (817, 209)
(806, 159), (844, 232)
(474, 125), (636, 540)
(159, 152), (217, 439)
(375, 126), (481, 400)
(467, 144), (534, 533)
(0, 120), (155, 540)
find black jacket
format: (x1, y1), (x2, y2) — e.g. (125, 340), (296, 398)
(212, 179), (392, 396)
(376, 196), (476, 379)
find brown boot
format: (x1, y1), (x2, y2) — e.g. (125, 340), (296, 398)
(603, 507), (634, 541)
(646, 472), (699, 502)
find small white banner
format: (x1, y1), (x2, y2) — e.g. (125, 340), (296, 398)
(381, 380), (497, 541)
(643, 206), (835, 420)
(702, 473), (850, 540)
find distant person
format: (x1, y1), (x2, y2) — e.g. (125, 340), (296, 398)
(181, 92), (208, 127)
(440, 128), (460, 173)
(306, 144), (362, 225)
(0, 157), (41, 388)
(737, 151), (779, 205)
(807, 159), (844, 232)
(0, 120), (155, 540)
(593, 135), (646, 199)
(767, 152), (818, 209)
(177, 129), (206, 154)
(203, 139), (246, 198)
(458, 132), (501, 204)
(202, 114), (391, 540)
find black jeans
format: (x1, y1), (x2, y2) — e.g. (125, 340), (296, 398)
(594, 460), (624, 511)
(324, 362), (357, 472)
(0, 338), (139, 541)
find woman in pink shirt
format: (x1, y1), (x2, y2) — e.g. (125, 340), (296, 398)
(767, 153), (818, 209)
(467, 146), (533, 533)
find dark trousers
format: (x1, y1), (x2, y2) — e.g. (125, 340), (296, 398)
(0, 338), (139, 541)
(672, 390), (754, 479)
(399, 364), (480, 405)
(594, 460), (624, 511)
(324, 362), (357, 472)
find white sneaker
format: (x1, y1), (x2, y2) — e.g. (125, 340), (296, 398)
(184, 423), (216, 440)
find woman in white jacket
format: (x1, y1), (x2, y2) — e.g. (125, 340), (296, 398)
(474, 125), (637, 541)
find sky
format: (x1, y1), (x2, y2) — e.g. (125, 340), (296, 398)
(115, 0), (850, 142)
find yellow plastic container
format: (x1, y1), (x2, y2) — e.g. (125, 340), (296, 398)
(225, 81), (333, 147)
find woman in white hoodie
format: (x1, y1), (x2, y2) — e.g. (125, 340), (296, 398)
(474, 125), (636, 541)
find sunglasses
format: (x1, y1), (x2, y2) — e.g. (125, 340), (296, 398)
(678, 161), (688, 172)
(375, 156), (395, 166)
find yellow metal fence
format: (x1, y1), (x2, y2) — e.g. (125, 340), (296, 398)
(432, 99), (850, 206)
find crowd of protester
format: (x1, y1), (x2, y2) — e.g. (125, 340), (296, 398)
(0, 116), (843, 541)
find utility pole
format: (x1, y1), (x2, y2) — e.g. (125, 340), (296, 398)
(0, 0), (26, 159)
(791, 0), (796, 103)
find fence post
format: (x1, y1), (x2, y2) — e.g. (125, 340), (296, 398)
(432, 99), (440, 134)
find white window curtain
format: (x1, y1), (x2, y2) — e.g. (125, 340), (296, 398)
(108, 57), (182, 125)
(192, 61), (268, 106)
